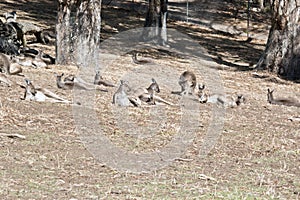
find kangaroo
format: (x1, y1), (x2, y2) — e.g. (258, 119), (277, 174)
(179, 71), (197, 95)
(113, 80), (138, 107)
(200, 92), (245, 108)
(267, 89), (300, 107)
(0, 53), (23, 75)
(94, 71), (115, 87)
(137, 78), (160, 104)
(55, 73), (108, 92)
(131, 78), (174, 106)
(131, 52), (151, 64)
(17, 49), (49, 68)
(0, 73), (13, 86)
(171, 71), (197, 96)
(22, 79), (72, 103)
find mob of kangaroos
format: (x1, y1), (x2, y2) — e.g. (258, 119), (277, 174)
(267, 89), (300, 107)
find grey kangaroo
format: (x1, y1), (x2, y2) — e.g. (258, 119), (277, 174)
(0, 53), (23, 75)
(22, 79), (72, 103)
(267, 89), (300, 107)
(131, 52), (151, 64)
(55, 73), (108, 92)
(94, 71), (115, 87)
(113, 80), (139, 106)
(179, 71), (197, 95)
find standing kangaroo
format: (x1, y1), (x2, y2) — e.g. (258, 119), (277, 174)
(267, 89), (300, 107)
(178, 71), (197, 95)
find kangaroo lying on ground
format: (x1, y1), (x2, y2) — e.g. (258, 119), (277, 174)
(131, 52), (151, 64)
(55, 73), (108, 92)
(198, 86), (245, 108)
(22, 79), (72, 103)
(94, 71), (115, 87)
(267, 88), (300, 107)
(18, 49), (53, 68)
(131, 78), (174, 106)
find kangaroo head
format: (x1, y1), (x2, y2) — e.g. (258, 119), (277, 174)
(198, 83), (205, 90)
(55, 73), (64, 80)
(24, 79), (36, 95)
(197, 84), (207, 103)
(236, 94), (245, 105)
(120, 80), (131, 93)
(149, 78), (160, 93)
(267, 88), (274, 103)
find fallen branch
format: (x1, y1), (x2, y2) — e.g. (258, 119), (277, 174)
(0, 133), (26, 139)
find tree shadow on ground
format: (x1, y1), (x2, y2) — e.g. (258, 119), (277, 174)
(103, 0), (270, 72)
(1, 0), (57, 27)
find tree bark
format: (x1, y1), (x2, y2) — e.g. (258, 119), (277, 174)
(56, 0), (102, 66)
(56, 0), (72, 64)
(256, 0), (300, 80)
(142, 0), (168, 45)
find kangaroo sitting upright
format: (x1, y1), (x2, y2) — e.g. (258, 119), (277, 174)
(267, 88), (300, 107)
(113, 80), (139, 107)
(0, 53), (23, 75)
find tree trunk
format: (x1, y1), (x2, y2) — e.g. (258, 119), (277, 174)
(256, 0), (300, 80)
(142, 0), (168, 45)
(73, 0), (101, 67)
(56, 0), (102, 66)
(56, 0), (72, 64)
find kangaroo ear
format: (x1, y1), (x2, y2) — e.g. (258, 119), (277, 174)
(24, 78), (30, 85)
(198, 84), (205, 90)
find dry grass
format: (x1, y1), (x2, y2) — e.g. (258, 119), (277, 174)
(0, 0), (299, 199)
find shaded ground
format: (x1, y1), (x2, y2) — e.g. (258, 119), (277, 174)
(0, 0), (300, 199)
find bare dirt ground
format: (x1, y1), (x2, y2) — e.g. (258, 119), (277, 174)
(0, 0), (300, 199)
